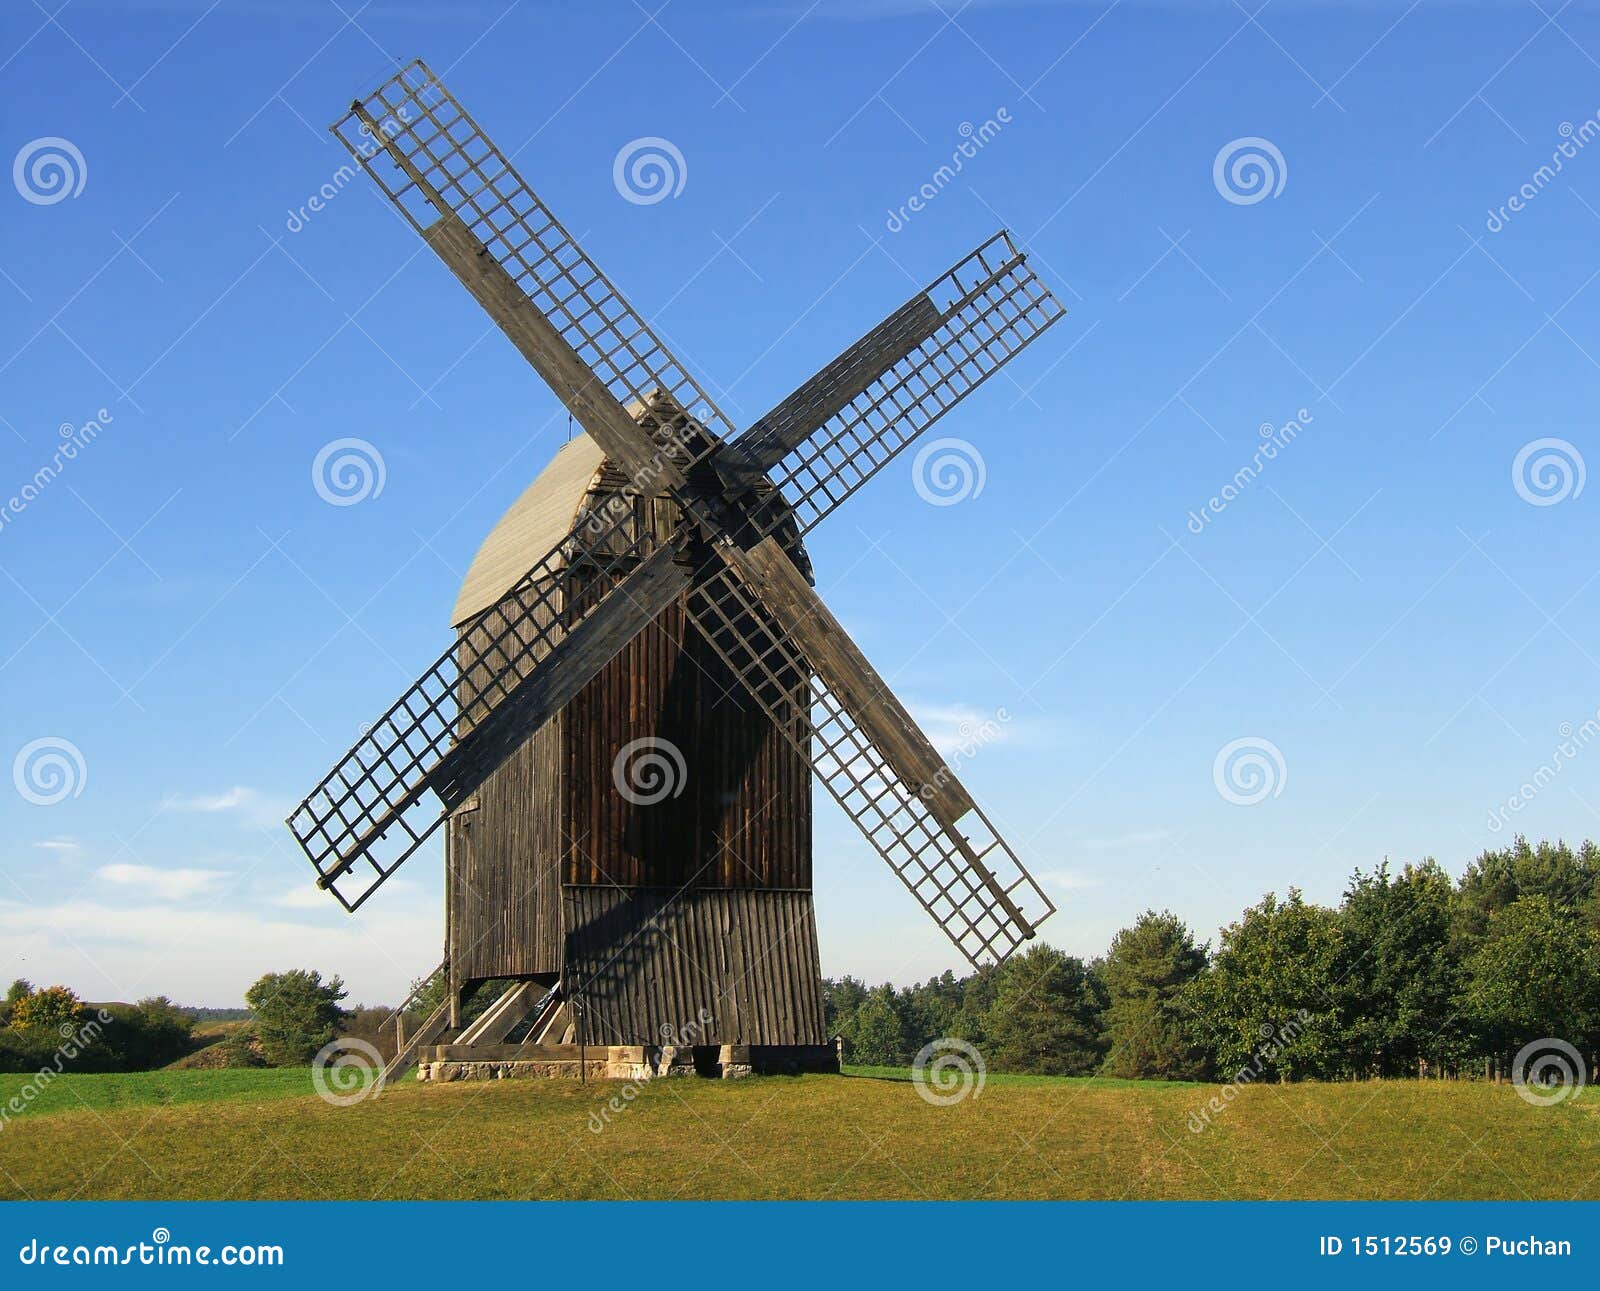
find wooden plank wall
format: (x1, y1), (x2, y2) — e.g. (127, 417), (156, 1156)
(563, 886), (828, 1045)
(448, 572), (569, 984)
(561, 595), (812, 889)
(446, 719), (563, 980)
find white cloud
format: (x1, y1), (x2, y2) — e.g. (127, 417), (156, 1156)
(163, 786), (287, 829)
(32, 837), (81, 855)
(269, 885), (330, 910)
(166, 786), (256, 813)
(908, 702), (1011, 758)
(0, 895), (436, 1007)
(96, 863), (228, 901)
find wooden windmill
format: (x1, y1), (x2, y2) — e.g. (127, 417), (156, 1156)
(287, 61), (1063, 1081)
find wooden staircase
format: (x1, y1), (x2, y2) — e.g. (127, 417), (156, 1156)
(384, 998), (454, 1082)
(379, 961), (455, 1082)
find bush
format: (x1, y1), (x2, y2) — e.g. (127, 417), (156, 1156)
(217, 1030), (268, 1068)
(0, 1026), (57, 1074)
(94, 998), (196, 1070)
(245, 970), (347, 1065)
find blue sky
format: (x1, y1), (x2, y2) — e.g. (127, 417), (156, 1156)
(2, 0), (1598, 1006)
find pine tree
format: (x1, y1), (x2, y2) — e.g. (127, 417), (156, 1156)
(1099, 910), (1208, 1079)
(244, 969), (348, 1066)
(981, 945), (1105, 1075)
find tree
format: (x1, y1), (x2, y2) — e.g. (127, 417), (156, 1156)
(244, 969), (347, 1065)
(0, 979), (32, 1026)
(981, 945), (1105, 1075)
(897, 970), (964, 1050)
(822, 976), (869, 1039)
(1339, 860), (1462, 1075)
(406, 969), (449, 1021)
(841, 985), (910, 1066)
(1100, 910), (1208, 1079)
(1453, 837), (1598, 951)
(1185, 890), (1347, 1080)
(125, 997), (196, 1068)
(1462, 894), (1600, 1055)
(9, 984), (87, 1035)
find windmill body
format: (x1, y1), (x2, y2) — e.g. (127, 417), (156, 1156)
(288, 60), (1064, 1082)
(441, 429), (830, 1077)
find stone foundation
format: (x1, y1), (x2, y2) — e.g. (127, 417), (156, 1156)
(415, 1042), (839, 1082)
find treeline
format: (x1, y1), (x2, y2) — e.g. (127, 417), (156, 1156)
(827, 837), (1600, 1081)
(0, 970), (368, 1074)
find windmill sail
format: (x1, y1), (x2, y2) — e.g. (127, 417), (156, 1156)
(687, 548), (1055, 967)
(731, 231), (1063, 537)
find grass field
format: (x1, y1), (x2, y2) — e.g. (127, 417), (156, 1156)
(2, 1066), (1595, 1201)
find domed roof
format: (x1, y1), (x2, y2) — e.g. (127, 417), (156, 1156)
(451, 434), (607, 627)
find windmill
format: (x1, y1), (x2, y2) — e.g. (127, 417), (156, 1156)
(288, 60), (1064, 1081)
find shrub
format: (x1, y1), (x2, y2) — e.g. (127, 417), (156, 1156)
(244, 970), (347, 1065)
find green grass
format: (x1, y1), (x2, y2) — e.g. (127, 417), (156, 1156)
(0, 1068), (315, 1117)
(2, 1066), (1596, 1201)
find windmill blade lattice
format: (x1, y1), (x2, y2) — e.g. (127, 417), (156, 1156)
(287, 498), (675, 910)
(686, 560), (1055, 966)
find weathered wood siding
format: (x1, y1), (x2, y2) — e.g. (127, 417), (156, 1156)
(562, 886), (827, 1045)
(561, 594), (812, 889)
(447, 571), (568, 985)
(445, 719), (564, 981)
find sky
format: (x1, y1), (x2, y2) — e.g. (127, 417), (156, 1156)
(2, 0), (1598, 1007)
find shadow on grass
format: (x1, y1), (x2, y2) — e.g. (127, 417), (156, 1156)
(840, 1064), (1208, 1090)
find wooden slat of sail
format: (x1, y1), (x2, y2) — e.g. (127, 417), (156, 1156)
(686, 551), (1056, 968)
(741, 231), (1064, 538)
(716, 294), (944, 491)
